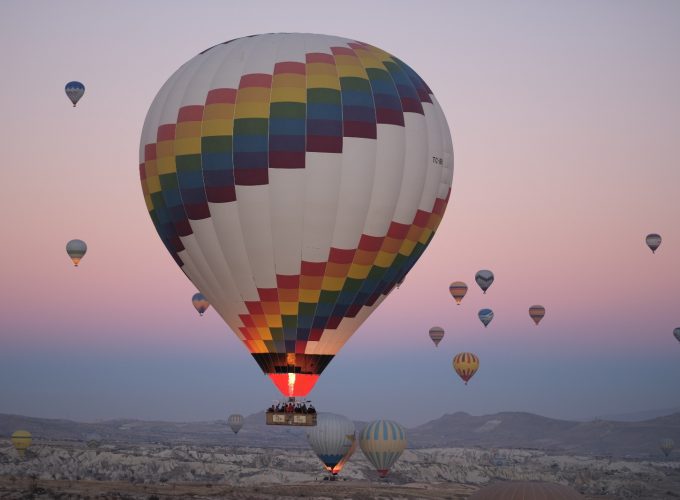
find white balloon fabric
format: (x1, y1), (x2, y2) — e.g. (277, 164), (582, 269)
(228, 413), (244, 434)
(306, 413), (356, 475)
(139, 33), (453, 398)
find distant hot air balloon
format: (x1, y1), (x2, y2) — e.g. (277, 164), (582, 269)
(429, 326), (445, 347)
(529, 305), (546, 325)
(660, 438), (674, 458)
(11, 430), (32, 459)
(138, 33), (454, 401)
(453, 352), (479, 385)
(475, 270), (494, 294)
(478, 308), (494, 327)
(306, 413), (356, 476)
(192, 293), (210, 316)
(469, 480), (585, 499)
(646, 233), (662, 254)
(65, 81), (85, 107)
(359, 420), (407, 478)
(449, 281), (468, 305)
(674, 328), (680, 343)
(66, 239), (87, 266)
(85, 433), (102, 449)
(228, 414), (244, 434)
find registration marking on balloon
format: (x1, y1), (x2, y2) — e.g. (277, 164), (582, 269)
(139, 34), (453, 398)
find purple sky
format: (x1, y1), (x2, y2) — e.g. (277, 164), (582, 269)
(1, 0), (679, 427)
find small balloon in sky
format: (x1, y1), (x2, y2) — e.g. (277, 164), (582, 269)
(66, 239), (87, 267)
(645, 233), (662, 254)
(478, 308), (494, 327)
(65, 81), (85, 107)
(673, 328), (680, 343)
(191, 292), (209, 316)
(429, 326), (445, 347)
(453, 352), (479, 385)
(475, 270), (494, 294)
(529, 305), (546, 325)
(449, 281), (468, 305)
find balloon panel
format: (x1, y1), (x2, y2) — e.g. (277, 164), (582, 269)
(139, 34), (453, 397)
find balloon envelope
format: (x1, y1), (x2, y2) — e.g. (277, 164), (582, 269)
(65, 81), (85, 107)
(673, 328), (680, 343)
(192, 292), (210, 316)
(66, 239), (87, 266)
(429, 326), (445, 346)
(306, 413), (356, 475)
(228, 414), (244, 434)
(11, 430), (32, 458)
(478, 308), (494, 327)
(475, 270), (494, 293)
(453, 352), (479, 384)
(529, 305), (546, 325)
(138, 33), (453, 398)
(448, 281), (467, 305)
(359, 420), (407, 478)
(645, 233), (661, 253)
(660, 438), (674, 457)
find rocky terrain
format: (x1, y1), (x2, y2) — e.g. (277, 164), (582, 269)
(1, 441), (679, 499)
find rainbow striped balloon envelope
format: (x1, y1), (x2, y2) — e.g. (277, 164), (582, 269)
(139, 33), (453, 398)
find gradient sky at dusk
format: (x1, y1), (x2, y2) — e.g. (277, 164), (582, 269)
(1, 0), (679, 427)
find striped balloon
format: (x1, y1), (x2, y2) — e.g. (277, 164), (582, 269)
(475, 270), (494, 294)
(359, 420), (407, 478)
(660, 438), (674, 457)
(65, 81), (85, 107)
(227, 413), (244, 434)
(645, 233), (662, 254)
(453, 352), (479, 385)
(478, 308), (494, 327)
(529, 305), (545, 325)
(192, 292), (210, 316)
(428, 326), (445, 347)
(448, 281), (467, 305)
(306, 413), (356, 475)
(138, 33), (453, 398)
(11, 430), (32, 459)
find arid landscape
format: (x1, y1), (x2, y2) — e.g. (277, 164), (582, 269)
(2, 412), (679, 499)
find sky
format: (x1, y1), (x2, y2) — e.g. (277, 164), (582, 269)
(1, 0), (679, 428)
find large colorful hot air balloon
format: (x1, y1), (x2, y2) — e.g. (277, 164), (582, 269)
(660, 438), (674, 457)
(306, 413), (356, 476)
(228, 413), (244, 434)
(66, 239), (87, 266)
(674, 328), (680, 343)
(192, 292), (210, 316)
(529, 305), (545, 325)
(478, 308), (494, 327)
(65, 81), (85, 107)
(453, 352), (479, 385)
(429, 326), (445, 347)
(449, 281), (467, 305)
(475, 270), (494, 294)
(138, 33), (453, 400)
(11, 430), (32, 459)
(645, 233), (662, 254)
(359, 420), (407, 478)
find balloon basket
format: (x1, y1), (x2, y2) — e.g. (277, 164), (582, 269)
(265, 398), (317, 426)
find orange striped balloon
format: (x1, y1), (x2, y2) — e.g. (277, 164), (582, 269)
(448, 281), (468, 305)
(453, 352), (479, 385)
(529, 305), (546, 325)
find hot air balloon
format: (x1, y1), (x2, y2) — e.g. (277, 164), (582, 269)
(66, 239), (87, 266)
(469, 481), (585, 499)
(674, 328), (680, 343)
(645, 233), (662, 254)
(453, 352), (479, 385)
(192, 292), (210, 316)
(227, 413), (244, 434)
(11, 430), (32, 459)
(449, 281), (467, 305)
(85, 433), (102, 449)
(359, 420), (407, 478)
(529, 305), (545, 325)
(660, 438), (674, 458)
(306, 413), (356, 477)
(475, 270), (494, 294)
(429, 326), (445, 347)
(478, 308), (494, 327)
(138, 33), (453, 405)
(65, 81), (85, 107)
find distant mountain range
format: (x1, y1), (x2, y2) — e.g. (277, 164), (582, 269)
(2, 410), (679, 458)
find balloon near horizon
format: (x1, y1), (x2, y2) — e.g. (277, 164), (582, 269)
(138, 33), (453, 401)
